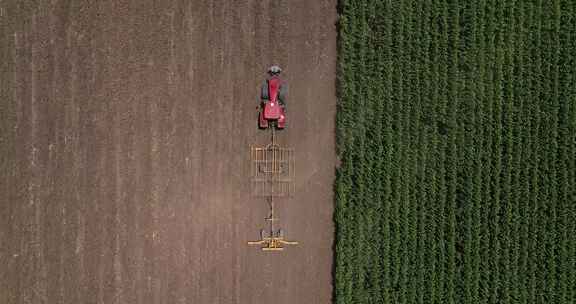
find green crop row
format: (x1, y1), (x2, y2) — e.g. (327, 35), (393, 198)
(335, 1), (576, 303)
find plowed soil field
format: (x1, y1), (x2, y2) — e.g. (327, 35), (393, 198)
(0, 1), (336, 303)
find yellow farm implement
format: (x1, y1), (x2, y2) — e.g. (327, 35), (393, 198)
(248, 126), (297, 251)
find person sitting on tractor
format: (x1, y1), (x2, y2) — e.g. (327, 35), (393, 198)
(261, 65), (287, 111)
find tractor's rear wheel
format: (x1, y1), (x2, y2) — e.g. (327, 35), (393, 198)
(261, 84), (269, 100)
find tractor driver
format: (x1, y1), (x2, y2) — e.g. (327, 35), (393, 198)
(261, 65), (287, 111)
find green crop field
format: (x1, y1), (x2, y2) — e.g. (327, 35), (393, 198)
(335, 1), (575, 303)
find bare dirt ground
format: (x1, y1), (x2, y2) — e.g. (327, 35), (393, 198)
(0, 1), (336, 303)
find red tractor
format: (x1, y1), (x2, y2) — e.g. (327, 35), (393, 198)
(259, 66), (286, 129)
(249, 65), (298, 252)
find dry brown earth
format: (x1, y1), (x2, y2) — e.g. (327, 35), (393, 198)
(0, 1), (336, 303)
